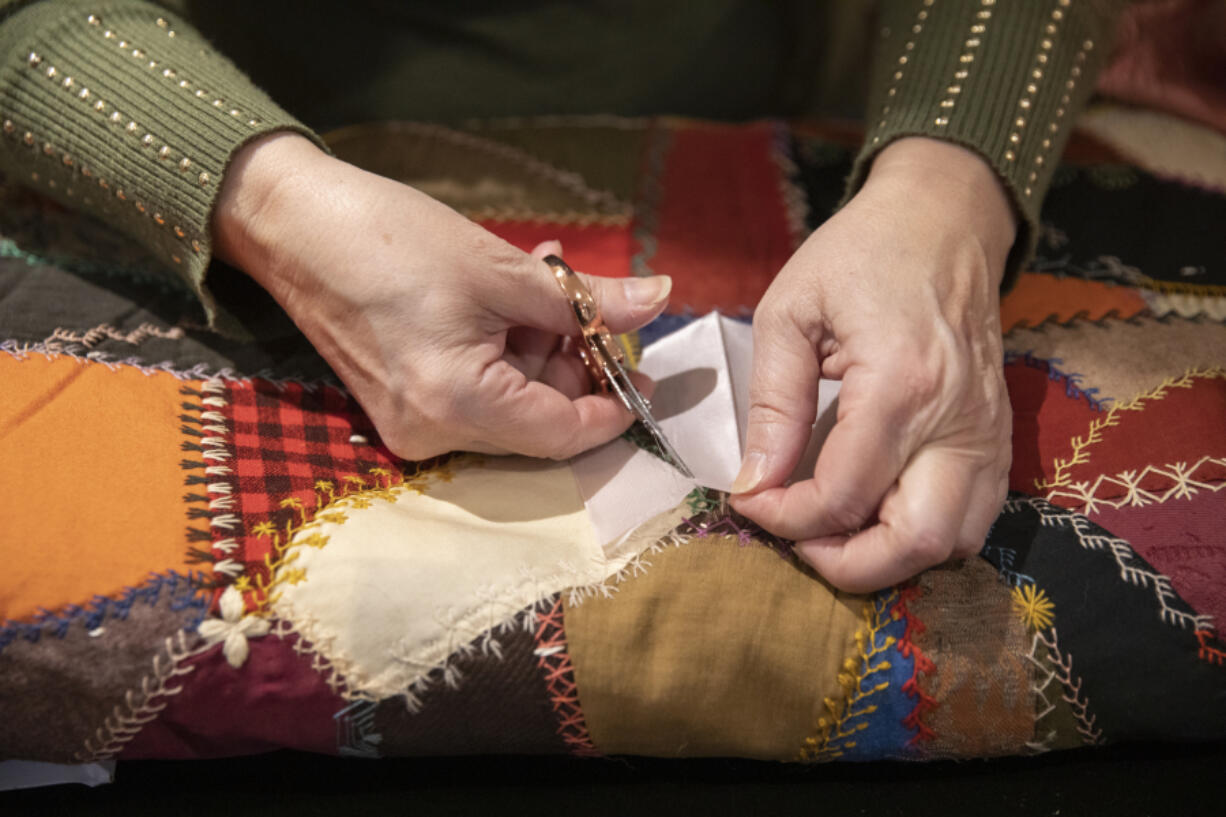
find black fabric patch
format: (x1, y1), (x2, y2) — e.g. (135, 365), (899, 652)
(1035, 166), (1226, 289)
(982, 495), (1226, 744)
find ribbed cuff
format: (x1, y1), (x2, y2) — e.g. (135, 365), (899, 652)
(844, 0), (1123, 288)
(0, 0), (327, 335)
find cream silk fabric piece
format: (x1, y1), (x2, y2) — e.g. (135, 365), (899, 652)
(269, 457), (659, 701)
(572, 312), (843, 544)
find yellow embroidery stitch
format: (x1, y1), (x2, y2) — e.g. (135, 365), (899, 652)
(1012, 583), (1056, 631)
(799, 591), (897, 762)
(246, 456), (458, 615)
(1037, 367), (1226, 492)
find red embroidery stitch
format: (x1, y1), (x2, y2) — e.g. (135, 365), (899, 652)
(534, 597), (599, 757)
(1196, 629), (1226, 666)
(892, 585), (937, 745)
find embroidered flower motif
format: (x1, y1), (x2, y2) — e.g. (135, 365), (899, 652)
(251, 521), (276, 538)
(1012, 583), (1056, 632)
(198, 586), (270, 668)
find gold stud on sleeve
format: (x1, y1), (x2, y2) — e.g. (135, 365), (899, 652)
(871, 0), (934, 143)
(935, 0), (994, 127)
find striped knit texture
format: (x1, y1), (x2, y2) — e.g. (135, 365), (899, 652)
(845, 0), (1126, 287)
(0, 0), (323, 335)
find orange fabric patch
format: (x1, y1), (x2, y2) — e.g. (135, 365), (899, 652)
(0, 354), (196, 621)
(1001, 273), (1148, 332)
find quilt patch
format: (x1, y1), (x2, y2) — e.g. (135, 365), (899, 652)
(2, 117), (1225, 766)
(984, 496), (1225, 743)
(0, 573), (207, 763)
(0, 353), (213, 620)
(566, 528), (861, 761)
(370, 598), (571, 757)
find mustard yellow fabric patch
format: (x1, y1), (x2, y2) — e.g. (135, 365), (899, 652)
(565, 534), (861, 760)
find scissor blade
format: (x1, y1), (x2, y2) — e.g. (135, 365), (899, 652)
(604, 358), (696, 480)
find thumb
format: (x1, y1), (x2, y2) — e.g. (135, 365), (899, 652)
(493, 249), (672, 336)
(731, 312), (822, 495)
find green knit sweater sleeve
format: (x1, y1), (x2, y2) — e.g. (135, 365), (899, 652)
(847, 0), (1128, 286)
(0, 0), (325, 335)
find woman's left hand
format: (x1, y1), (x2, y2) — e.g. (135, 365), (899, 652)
(730, 137), (1017, 593)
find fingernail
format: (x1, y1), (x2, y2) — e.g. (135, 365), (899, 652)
(623, 275), (672, 307)
(731, 451), (767, 494)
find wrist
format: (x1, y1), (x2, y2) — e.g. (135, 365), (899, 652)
(863, 137), (1018, 279)
(212, 132), (332, 297)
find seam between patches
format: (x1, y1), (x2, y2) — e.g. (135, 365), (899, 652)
(179, 378), (239, 588)
(0, 336), (339, 388)
(1000, 496), (1214, 634)
(74, 628), (208, 762)
(891, 585), (937, 747)
(0, 570), (209, 653)
(1036, 367), (1226, 493)
(799, 590), (898, 762)
(534, 596), (599, 757)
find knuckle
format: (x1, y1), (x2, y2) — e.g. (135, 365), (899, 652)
(896, 361), (943, 408)
(540, 428), (582, 461)
(383, 431), (444, 462)
(746, 397), (800, 428)
(817, 492), (873, 535)
(908, 525), (954, 567)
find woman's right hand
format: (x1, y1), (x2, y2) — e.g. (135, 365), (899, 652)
(212, 133), (669, 460)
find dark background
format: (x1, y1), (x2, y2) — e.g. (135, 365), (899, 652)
(3, 742), (1224, 816)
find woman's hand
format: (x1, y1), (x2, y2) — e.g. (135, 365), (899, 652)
(730, 137), (1016, 593)
(213, 133), (669, 460)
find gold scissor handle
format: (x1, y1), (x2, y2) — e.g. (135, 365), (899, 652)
(543, 254), (623, 391)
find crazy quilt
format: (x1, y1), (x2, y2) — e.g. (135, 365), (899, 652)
(1, 114), (1223, 769)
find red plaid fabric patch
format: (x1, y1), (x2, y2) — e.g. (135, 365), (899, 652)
(223, 379), (401, 564)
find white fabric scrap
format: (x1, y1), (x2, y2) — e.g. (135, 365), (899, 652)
(571, 312), (841, 544)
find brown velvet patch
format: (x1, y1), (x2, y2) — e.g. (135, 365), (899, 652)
(0, 579), (205, 763)
(371, 604), (565, 756)
(1003, 315), (1226, 405)
(910, 559), (1036, 759)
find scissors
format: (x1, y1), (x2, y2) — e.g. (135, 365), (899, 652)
(543, 254), (695, 479)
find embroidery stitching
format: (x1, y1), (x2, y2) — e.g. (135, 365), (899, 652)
(1012, 583), (1057, 631)
(533, 596), (599, 756)
(0, 337), (335, 388)
(75, 628), (209, 761)
(1035, 627), (1103, 745)
(629, 125), (672, 278)
(769, 122), (812, 250)
(1196, 630), (1226, 667)
(1004, 351), (1110, 410)
(42, 322), (183, 350)
(1045, 456), (1226, 515)
(891, 585), (937, 746)
(1000, 496), (1214, 633)
(1036, 367), (1226, 493)
(1024, 630), (1060, 754)
(799, 591), (898, 762)
(180, 379), (241, 586)
(0, 570), (209, 653)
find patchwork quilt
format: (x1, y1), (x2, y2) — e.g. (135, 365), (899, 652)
(1, 116), (1223, 766)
